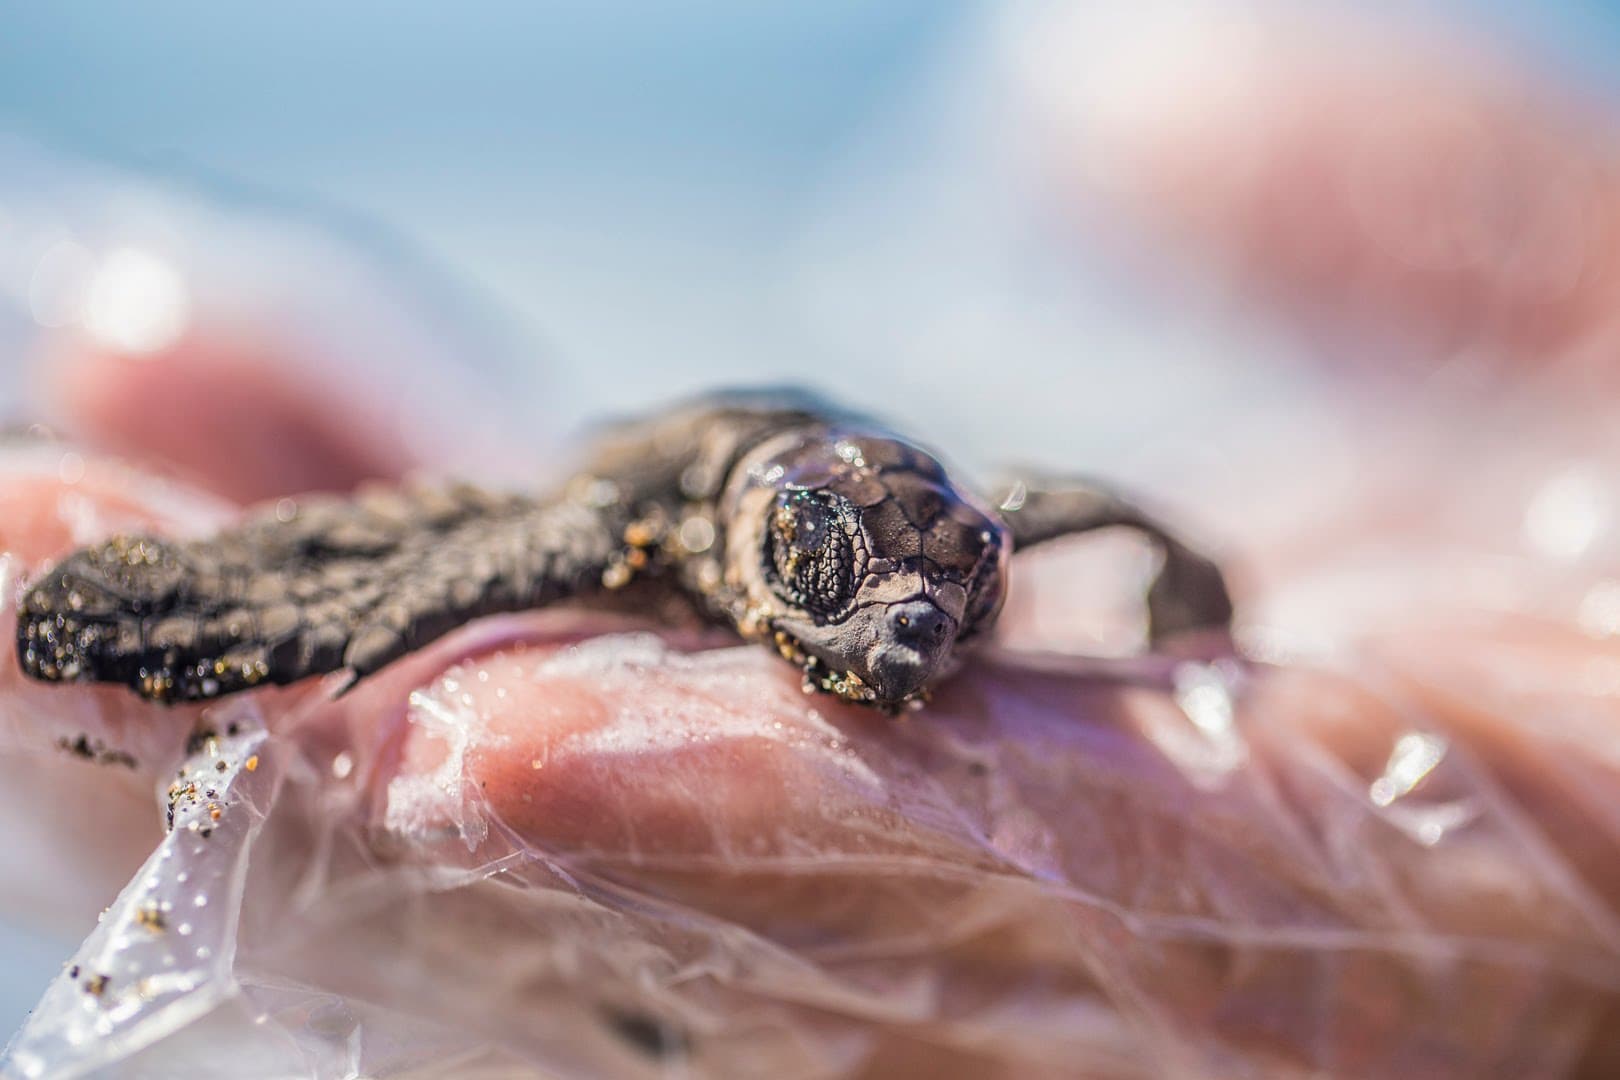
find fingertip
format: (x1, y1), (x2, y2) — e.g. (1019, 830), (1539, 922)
(0, 443), (229, 567)
(38, 324), (416, 504)
(0, 448), (226, 762)
(1012, 4), (1620, 387)
(378, 635), (883, 860)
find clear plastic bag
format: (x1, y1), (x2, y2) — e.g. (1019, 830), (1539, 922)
(3, 538), (1619, 1077)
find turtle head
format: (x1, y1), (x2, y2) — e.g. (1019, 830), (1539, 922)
(720, 429), (1009, 709)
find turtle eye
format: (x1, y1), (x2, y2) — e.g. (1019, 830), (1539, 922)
(766, 491), (858, 619)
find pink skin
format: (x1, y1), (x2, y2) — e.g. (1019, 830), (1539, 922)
(7, 14), (1620, 1071)
(1023, 9), (1620, 389)
(36, 324), (419, 504)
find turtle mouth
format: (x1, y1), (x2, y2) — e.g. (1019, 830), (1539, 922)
(862, 643), (939, 703)
(861, 598), (958, 702)
(769, 628), (931, 714)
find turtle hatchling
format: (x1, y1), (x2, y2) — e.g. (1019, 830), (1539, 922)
(16, 390), (1233, 711)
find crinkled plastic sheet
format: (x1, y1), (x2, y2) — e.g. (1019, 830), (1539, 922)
(3, 584), (1619, 1077)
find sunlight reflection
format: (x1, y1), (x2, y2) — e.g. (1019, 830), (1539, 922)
(1154, 661), (1248, 787)
(1578, 580), (1620, 638)
(1369, 731), (1447, 807)
(1524, 463), (1606, 561)
(1368, 732), (1479, 847)
(1175, 663), (1235, 739)
(84, 248), (190, 354)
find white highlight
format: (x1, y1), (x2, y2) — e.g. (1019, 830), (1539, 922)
(1579, 581), (1620, 638)
(1524, 462), (1606, 561)
(1369, 731), (1446, 808)
(84, 248), (190, 354)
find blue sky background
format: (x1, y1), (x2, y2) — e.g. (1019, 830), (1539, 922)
(1, 2), (1617, 440)
(0, 4), (978, 426)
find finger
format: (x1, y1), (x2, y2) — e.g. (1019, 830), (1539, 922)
(0, 442), (230, 933)
(0, 439), (229, 763)
(1013, 5), (1620, 383)
(343, 618), (1618, 1072)
(36, 324), (419, 505)
(351, 635), (1160, 1071)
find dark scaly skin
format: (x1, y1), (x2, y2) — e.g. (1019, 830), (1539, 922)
(17, 486), (623, 701)
(15, 391), (1233, 710)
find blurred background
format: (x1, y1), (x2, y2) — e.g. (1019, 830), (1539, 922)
(2, 0), (1619, 1041)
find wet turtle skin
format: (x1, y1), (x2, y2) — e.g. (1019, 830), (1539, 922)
(15, 390), (1233, 710)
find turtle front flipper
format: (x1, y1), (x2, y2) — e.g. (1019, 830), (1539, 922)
(16, 484), (627, 703)
(991, 475), (1234, 645)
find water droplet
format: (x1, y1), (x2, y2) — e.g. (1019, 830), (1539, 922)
(678, 515), (715, 553)
(29, 238), (93, 327)
(57, 451), (86, 486)
(1369, 731), (1448, 807)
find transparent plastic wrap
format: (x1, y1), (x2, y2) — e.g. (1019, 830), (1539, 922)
(2, 425), (1619, 1077)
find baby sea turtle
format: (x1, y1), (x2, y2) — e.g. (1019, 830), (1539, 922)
(15, 390), (1232, 711)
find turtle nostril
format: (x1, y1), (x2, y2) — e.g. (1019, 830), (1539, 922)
(885, 601), (953, 650)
